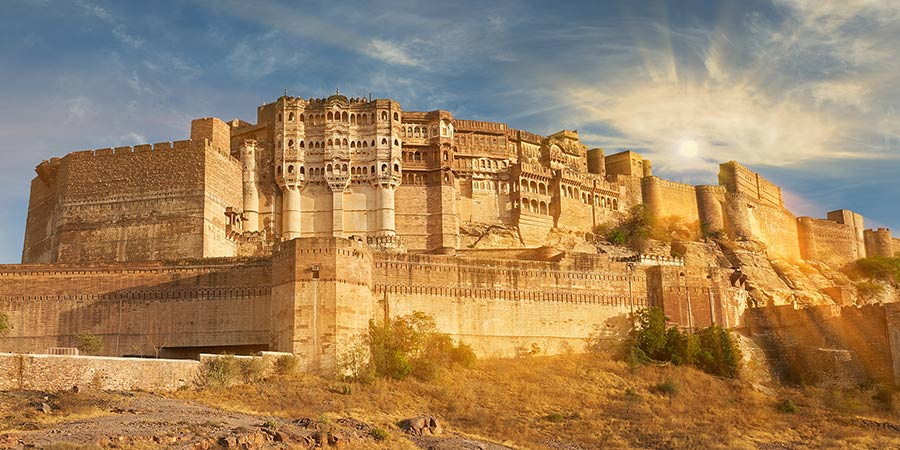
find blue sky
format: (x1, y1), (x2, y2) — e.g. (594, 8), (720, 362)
(1, 0), (898, 263)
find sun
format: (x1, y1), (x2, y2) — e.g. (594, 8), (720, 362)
(679, 140), (700, 158)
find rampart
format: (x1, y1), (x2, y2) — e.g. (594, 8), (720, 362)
(22, 126), (242, 264)
(797, 216), (861, 266)
(865, 228), (895, 257)
(0, 258), (272, 358)
(747, 304), (900, 385)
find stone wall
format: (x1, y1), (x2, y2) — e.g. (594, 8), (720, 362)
(643, 177), (700, 232)
(797, 216), (862, 266)
(373, 252), (646, 357)
(0, 353), (198, 391)
(0, 259), (272, 357)
(747, 304), (896, 385)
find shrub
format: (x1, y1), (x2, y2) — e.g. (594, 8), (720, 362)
(843, 256), (900, 284)
(543, 412), (566, 423)
(596, 205), (652, 252)
(237, 357), (266, 383)
(75, 334), (103, 355)
(696, 326), (742, 378)
(367, 312), (476, 381)
(199, 355), (239, 387)
(629, 307), (742, 378)
(652, 378), (678, 404)
(776, 399), (797, 414)
(273, 354), (299, 375)
(856, 281), (884, 301)
(370, 428), (389, 441)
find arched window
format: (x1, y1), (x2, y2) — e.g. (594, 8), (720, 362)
(343, 138), (348, 146)
(531, 199), (539, 213)
(299, 166), (305, 175)
(423, 128), (428, 138)
(299, 140), (305, 148)
(327, 111), (333, 121)
(341, 111), (348, 122)
(277, 166), (282, 175)
(327, 139), (333, 146)
(393, 112), (399, 121)
(288, 139), (293, 147)
(394, 163), (399, 172)
(530, 181), (538, 192)
(288, 112), (294, 121)
(381, 138), (387, 145)
(381, 111), (388, 121)
(300, 114), (304, 122)
(350, 141), (356, 148)
(342, 164), (348, 172)
(361, 114), (368, 125)
(326, 164), (333, 174)
(394, 139), (399, 146)
(414, 152), (421, 161)
(371, 165), (376, 174)
(363, 166), (368, 175)
(287, 165), (294, 174)
(371, 140), (376, 147)
(414, 127), (420, 138)
(612, 199), (618, 210)
(443, 151), (448, 161)
(278, 113), (282, 122)
(362, 141), (368, 148)
(381, 164), (387, 173)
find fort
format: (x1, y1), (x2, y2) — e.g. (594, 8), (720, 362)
(3, 92), (900, 374)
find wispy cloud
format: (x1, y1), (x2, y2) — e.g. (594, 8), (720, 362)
(75, 0), (144, 49)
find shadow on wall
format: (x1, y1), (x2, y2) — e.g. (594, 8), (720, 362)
(0, 259), (273, 359)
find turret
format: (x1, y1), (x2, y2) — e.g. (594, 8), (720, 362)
(240, 140), (260, 232)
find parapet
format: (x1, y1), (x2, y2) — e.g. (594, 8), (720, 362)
(605, 150), (648, 178)
(190, 117), (231, 155)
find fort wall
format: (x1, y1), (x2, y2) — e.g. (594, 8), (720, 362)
(373, 252), (645, 356)
(797, 216), (862, 266)
(865, 228), (895, 257)
(642, 177), (700, 232)
(0, 259), (272, 357)
(747, 304), (896, 384)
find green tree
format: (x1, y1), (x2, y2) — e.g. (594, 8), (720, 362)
(76, 334), (103, 355)
(367, 312), (476, 381)
(629, 307), (741, 378)
(631, 307), (668, 360)
(696, 326), (742, 378)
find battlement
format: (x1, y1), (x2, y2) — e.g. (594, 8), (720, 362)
(508, 128), (545, 144)
(454, 119), (507, 134)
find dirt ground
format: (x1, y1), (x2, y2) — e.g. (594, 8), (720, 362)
(0, 390), (502, 449)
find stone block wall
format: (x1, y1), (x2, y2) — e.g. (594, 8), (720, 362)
(373, 252), (646, 357)
(0, 259), (272, 357)
(0, 353), (198, 391)
(798, 216), (863, 266)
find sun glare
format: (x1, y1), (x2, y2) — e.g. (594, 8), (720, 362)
(679, 140), (699, 158)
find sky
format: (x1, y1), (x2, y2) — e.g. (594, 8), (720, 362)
(0, 0), (898, 263)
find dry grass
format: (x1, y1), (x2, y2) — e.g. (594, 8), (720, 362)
(171, 354), (900, 449)
(0, 391), (114, 434)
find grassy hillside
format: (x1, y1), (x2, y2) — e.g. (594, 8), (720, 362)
(173, 354), (900, 449)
